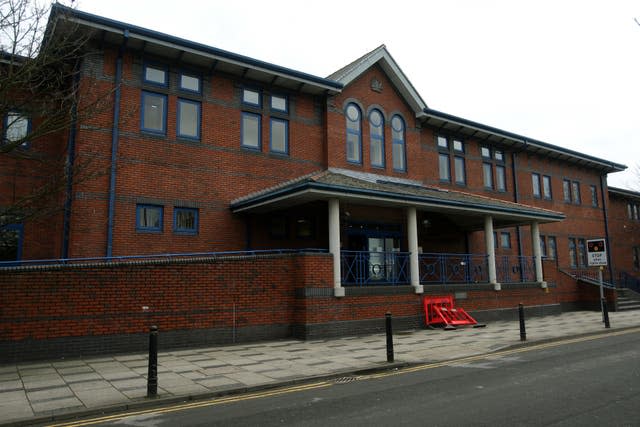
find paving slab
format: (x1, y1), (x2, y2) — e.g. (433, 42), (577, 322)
(74, 388), (127, 408)
(0, 310), (639, 427)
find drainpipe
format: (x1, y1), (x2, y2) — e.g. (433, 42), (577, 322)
(600, 174), (614, 284)
(511, 151), (523, 258)
(106, 30), (129, 258)
(61, 67), (81, 259)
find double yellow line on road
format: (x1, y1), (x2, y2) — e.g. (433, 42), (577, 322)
(48, 327), (640, 427)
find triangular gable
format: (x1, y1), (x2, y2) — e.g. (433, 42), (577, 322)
(328, 45), (428, 118)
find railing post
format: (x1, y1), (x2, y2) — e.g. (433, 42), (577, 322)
(385, 312), (394, 362)
(147, 325), (158, 398)
(518, 303), (527, 341)
(602, 298), (610, 329)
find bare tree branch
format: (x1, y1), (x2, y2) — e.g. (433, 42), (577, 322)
(1, 0), (117, 229)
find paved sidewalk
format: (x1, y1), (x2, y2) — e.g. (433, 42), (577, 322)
(1, 310), (639, 426)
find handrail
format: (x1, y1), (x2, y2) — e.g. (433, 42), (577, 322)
(562, 268), (617, 289)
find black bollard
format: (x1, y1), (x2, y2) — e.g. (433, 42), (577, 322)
(147, 325), (158, 397)
(385, 312), (394, 363)
(602, 298), (610, 329)
(518, 303), (526, 341)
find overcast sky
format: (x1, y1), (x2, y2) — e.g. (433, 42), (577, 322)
(79, 0), (640, 190)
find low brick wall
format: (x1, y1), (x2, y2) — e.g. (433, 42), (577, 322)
(0, 255), (609, 362)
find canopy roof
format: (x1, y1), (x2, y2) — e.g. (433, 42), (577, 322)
(231, 169), (565, 230)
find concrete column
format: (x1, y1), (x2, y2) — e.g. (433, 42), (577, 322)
(484, 215), (500, 290)
(407, 207), (423, 294)
(531, 221), (547, 288)
(328, 199), (344, 297)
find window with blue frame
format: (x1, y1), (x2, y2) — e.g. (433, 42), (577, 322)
(242, 88), (261, 107)
(177, 99), (201, 140)
(270, 118), (288, 154)
(345, 103), (362, 164)
(439, 153), (450, 182)
(174, 207), (198, 234)
(568, 237), (577, 268)
(500, 232), (511, 249)
(136, 204), (163, 232)
(3, 112), (30, 148)
(369, 109), (384, 168)
(0, 223), (23, 262)
(483, 162), (493, 189)
(542, 175), (552, 199)
(141, 91), (167, 134)
(270, 94), (288, 113)
(572, 181), (581, 204)
(496, 165), (506, 192)
(143, 64), (168, 86)
(241, 112), (261, 149)
(532, 173), (541, 198)
(179, 73), (201, 93)
(590, 185), (598, 207)
(391, 115), (406, 171)
(454, 156), (465, 184)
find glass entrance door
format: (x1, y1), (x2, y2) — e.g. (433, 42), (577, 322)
(368, 237), (400, 282)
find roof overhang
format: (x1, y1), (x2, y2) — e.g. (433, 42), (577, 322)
(231, 174), (565, 230)
(608, 186), (640, 200)
(49, 5), (343, 96)
(422, 108), (627, 174)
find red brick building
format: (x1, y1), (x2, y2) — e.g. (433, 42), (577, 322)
(0, 6), (638, 360)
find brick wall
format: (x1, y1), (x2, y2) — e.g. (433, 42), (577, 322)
(0, 253), (609, 362)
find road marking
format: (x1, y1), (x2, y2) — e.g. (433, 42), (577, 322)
(367, 326), (640, 379)
(46, 327), (640, 426)
(46, 382), (331, 427)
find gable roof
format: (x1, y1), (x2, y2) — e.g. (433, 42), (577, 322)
(327, 45), (428, 118)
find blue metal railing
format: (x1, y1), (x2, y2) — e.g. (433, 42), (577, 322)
(567, 268), (616, 289)
(496, 255), (536, 283)
(341, 250), (410, 286)
(419, 253), (488, 284)
(0, 248), (328, 268)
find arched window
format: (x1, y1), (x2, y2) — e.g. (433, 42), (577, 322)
(369, 109), (384, 167)
(391, 115), (406, 171)
(345, 103), (362, 164)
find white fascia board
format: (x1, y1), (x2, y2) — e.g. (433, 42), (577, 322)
(233, 187), (562, 223)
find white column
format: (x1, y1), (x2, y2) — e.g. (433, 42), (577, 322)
(531, 221), (547, 288)
(328, 199), (344, 297)
(484, 215), (500, 290)
(407, 207), (423, 294)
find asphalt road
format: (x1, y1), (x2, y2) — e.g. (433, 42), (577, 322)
(53, 331), (640, 427)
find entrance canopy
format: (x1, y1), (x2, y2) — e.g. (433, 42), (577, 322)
(231, 169), (565, 229)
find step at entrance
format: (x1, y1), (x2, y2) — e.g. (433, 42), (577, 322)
(616, 288), (640, 311)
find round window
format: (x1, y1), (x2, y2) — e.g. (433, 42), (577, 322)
(346, 104), (360, 122)
(369, 110), (382, 126)
(391, 116), (404, 132)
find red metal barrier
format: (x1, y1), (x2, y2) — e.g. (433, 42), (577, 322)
(423, 295), (478, 328)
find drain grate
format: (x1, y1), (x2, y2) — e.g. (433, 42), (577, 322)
(333, 376), (362, 384)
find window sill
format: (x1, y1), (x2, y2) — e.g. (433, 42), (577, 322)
(136, 229), (162, 234)
(140, 130), (167, 138)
